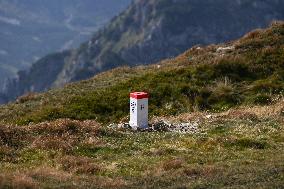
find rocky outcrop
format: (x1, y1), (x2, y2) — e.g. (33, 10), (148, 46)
(2, 51), (71, 100)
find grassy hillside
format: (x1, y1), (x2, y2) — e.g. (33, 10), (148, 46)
(0, 23), (283, 188)
(0, 22), (283, 125)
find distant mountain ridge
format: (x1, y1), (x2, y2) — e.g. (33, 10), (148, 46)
(1, 0), (284, 104)
(0, 0), (131, 89)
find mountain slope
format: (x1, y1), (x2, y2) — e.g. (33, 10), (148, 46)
(0, 0), (131, 89)
(2, 0), (284, 104)
(0, 22), (283, 125)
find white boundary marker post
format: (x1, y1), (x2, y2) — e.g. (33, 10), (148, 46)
(129, 92), (148, 129)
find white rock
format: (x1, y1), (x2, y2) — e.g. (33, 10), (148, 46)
(216, 46), (235, 53)
(206, 115), (212, 119)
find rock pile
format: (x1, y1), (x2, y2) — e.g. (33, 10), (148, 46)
(151, 121), (199, 134)
(108, 121), (199, 134)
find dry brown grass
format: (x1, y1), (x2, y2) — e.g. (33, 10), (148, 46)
(0, 175), (5, 188)
(28, 167), (71, 182)
(0, 169), (128, 189)
(183, 165), (221, 180)
(0, 146), (14, 161)
(222, 110), (259, 122)
(218, 99), (284, 123)
(0, 118), (102, 167)
(153, 98), (284, 124)
(11, 174), (39, 189)
(16, 92), (39, 104)
(240, 99), (284, 118)
(29, 119), (100, 136)
(242, 28), (263, 40)
(59, 155), (101, 175)
(0, 119), (101, 150)
(0, 124), (30, 148)
(183, 167), (202, 179)
(92, 177), (127, 189)
(30, 136), (73, 151)
(162, 158), (184, 171)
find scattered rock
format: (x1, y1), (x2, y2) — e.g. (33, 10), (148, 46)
(151, 121), (170, 132)
(108, 123), (131, 130)
(152, 121), (200, 134)
(216, 46), (235, 53)
(205, 115), (213, 119)
(226, 110), (259, 122)
(170, 122), (199, 134)
(280, 107), (284, 116)
(108, 121), (199, 134)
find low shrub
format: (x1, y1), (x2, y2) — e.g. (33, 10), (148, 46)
(252, 94), (272, 105)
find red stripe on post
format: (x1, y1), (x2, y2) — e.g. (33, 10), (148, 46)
(130, 92), (149, 99)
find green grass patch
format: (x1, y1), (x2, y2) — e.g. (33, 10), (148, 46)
(225, 138), (269, 150)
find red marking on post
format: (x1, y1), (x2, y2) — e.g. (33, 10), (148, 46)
(130, 92), (149, 99)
